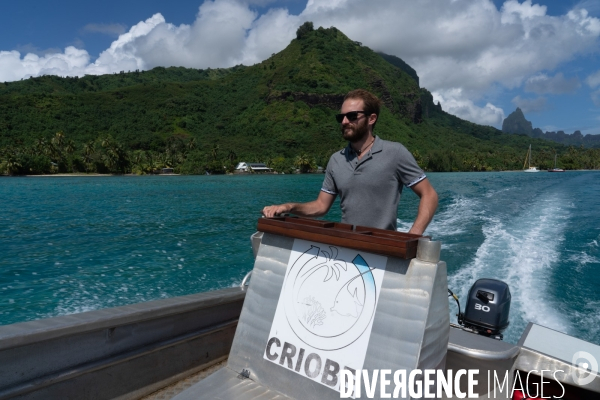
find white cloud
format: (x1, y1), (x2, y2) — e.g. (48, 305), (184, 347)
(300, 0), (599, 92)
(0, 1), (268, 80)
(298, 0), (600, 126)
(85, 1), (288, 73)
(500, 0), (547, 23)
(433, 89), (505, 127)
(0, 47), (90, 81)
(567, 8), (600, 35)
(1, 0), (600, 128)
(241, 8), (300, 65)
(525, 73), (581, 94)
(586, 70), (600, 87)
(512, 95), (548, 113)
(130, 1), (257, 69)
(85, 13), (166, 74)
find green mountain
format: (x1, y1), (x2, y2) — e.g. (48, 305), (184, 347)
(376, 52), (419, 86)
(1, 23), (598, 174)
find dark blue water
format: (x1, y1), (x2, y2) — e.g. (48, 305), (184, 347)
(1, 172), (599, 345)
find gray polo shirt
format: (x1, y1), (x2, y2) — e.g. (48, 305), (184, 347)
(321, 136), (426, 230)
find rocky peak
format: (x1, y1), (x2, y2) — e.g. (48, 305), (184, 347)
(502, 107), (533, 135)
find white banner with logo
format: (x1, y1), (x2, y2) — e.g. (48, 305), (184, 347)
(264, 238), (387, 393)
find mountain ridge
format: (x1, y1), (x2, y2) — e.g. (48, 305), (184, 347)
(2, 23), (597, 174)
(502, 107), (600, 148)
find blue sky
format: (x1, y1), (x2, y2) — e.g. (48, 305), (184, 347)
(1, 0), (600, 135)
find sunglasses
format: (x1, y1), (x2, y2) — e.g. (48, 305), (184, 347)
(335, 111), (369, 123)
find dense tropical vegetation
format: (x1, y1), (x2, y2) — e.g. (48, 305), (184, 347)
(1, 23), (599, 175)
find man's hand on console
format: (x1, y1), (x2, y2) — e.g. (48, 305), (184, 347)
(262, 204), (292, 218)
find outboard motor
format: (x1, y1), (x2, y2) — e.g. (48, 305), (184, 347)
(450, 278), (511, 340)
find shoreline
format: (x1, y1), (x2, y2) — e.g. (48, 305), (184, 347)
(24, 173), (114, 177)
(21, 173), (181, 177)
(1, 169), (598, 178)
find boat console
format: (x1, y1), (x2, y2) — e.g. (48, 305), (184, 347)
(173, 216), (450, 399)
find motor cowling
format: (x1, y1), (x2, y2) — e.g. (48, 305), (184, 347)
(463, 278), (511, 338)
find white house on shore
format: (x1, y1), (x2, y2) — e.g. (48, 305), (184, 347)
(234, 162), (272, 173)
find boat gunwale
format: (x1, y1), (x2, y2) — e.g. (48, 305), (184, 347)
(0, 287), (246, 351)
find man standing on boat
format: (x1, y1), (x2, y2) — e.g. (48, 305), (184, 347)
(262, 89), (438, 235)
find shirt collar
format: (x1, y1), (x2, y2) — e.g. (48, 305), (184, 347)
(371, 135), (383, 154)
(345, 135), (382, 156)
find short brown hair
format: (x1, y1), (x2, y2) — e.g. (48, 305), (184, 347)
(344, 89), (382, 128)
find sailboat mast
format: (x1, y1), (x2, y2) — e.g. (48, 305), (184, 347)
(523, 144), (539, 172)
(523, 145), (532, 170)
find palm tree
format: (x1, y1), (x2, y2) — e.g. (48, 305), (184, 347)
(162, 151), (172, 169)
(149, 153), (162, 173)
(60, 139), (75, 172)
(82, 141), (95, 157)
(211, 144), (219, 161)
(132, 150), (146, 166)
(82, 153), (94, 172)
(64, 140), (75, 155)
(130, 150), (147, 174)
(97, 136), (129, 173)
(4, 156), (22, 175)
(227, 150), (237, 163)
(100, 135), (114, 149)
(34, 138), (48, 154)
(44, 141), (56, 158)
(52, 132), (65, 148)
(102, 150), (118, 172)
(81, 141), (96, 172)
(294, 153), (314, 173)
(264, 156), (273, 169)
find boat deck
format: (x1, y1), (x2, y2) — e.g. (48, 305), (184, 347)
(141, 360), (227, 400)
(2, 286), (599, 400)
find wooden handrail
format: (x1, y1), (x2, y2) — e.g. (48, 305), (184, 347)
(257, 216), (427, 259)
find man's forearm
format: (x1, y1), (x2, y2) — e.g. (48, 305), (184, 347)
(262, 201), (327, 218)
(287, 201), (329, 217)
(409, 190), (438, 235)
(262, 191), (336, 218)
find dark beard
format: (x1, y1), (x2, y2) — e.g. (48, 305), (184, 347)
(341, 118), (369, 143)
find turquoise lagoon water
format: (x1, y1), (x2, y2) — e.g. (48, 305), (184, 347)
(1, 172), (599, 345)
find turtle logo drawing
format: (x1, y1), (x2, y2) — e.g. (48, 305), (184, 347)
(283, 245), (378, 351)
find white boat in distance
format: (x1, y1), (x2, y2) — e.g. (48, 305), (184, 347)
(548, 153), (565, 172)
(523, 144), (539, 172)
